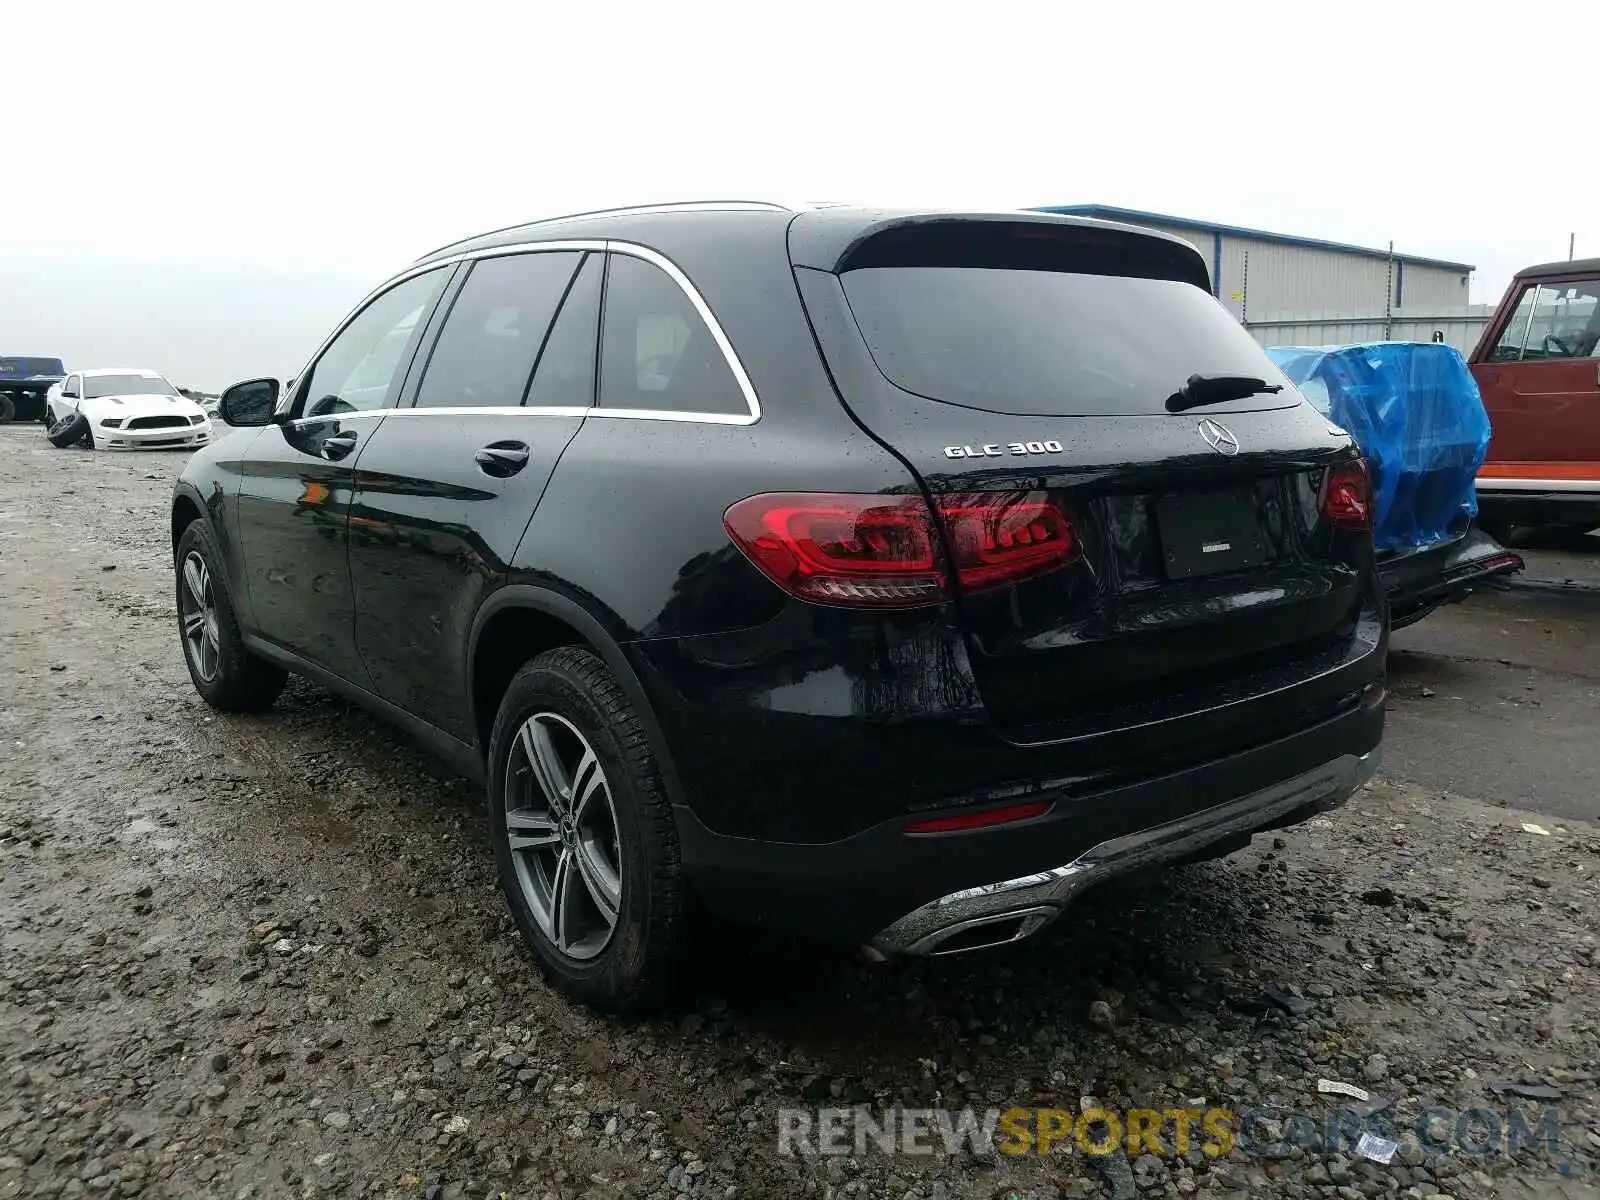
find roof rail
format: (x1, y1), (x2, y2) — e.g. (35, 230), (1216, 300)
(414, 200), (798, 262)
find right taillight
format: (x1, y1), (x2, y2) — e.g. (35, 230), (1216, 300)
(722, 490), (1078, 609)
(1320, 459), (1372, 530)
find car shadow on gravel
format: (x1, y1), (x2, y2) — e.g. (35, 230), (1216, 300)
(236, 671), (1327, 1041)
(684, 860), (1282, 1034)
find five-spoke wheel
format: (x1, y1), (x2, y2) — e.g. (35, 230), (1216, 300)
(179, 551), (222, 682)
(172, 520), (287, 711)
(488, 646), (687, 1011)
(504, 712), (624, 961)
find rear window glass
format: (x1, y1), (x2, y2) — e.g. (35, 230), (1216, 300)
(840, 267), (1295, 417)
(0, 357), (65, 378)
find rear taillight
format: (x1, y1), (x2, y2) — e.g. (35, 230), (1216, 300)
(1320, 459), (1372, 530)
(722, 491), (1078, 609)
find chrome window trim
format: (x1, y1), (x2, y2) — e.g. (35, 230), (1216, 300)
(286, 405), (757, 429)
(277, 239), (761, 427)
(285, 407), (397, 428)
(389, 406), (591, 419)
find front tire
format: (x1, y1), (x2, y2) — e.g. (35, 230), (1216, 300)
(0, 394), (14, 424)
(46, 411), (89, 448)
(488, 646), (687, 1012)
(174, 520), (287, 711)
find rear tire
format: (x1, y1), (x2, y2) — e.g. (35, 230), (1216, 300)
(174, 520), (287, 712)
(0, 394), (14, 424)
(488, 646), (688, 1012)
(46, 411), (90, 448)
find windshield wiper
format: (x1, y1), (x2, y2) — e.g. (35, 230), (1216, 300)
(1166, 373), (1283, 413)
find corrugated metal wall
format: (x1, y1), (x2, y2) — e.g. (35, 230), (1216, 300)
(1213, 238), (1469, 320)
(1103, 219), (1474, 323)
(1243, 310), (1494, 356)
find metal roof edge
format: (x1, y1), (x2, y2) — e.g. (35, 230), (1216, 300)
(1031, 205), (1476, 273)
(1513, 256), (1600, 279)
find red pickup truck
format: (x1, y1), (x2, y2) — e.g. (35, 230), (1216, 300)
(1470, 258), (1600, 536)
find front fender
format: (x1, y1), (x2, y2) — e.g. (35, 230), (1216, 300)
(171, 473), (254, 631)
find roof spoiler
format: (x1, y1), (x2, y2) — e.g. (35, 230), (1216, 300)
(786, 210), (1212, 291)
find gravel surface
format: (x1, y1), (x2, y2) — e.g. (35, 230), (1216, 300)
(2, 427), (1598, 1199)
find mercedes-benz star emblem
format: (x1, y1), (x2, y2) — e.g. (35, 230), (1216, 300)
(1198, 419), (1240, 457)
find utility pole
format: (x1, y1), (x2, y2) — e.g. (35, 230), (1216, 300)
(1570, 232), (1577, 261)
(1383, 240), (1394, 340)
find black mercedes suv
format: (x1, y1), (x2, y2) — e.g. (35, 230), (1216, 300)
(171, 202), (1386, 1010)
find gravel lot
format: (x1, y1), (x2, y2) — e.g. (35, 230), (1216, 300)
(2, 426), (1597, 1200)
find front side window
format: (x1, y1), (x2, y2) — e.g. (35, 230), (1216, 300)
(598, 254), (747, 415)
(414, 252), (581, 409)
(84, 373), (177, 399)
(63, 374), (80, 397)
(299, 268), (448, 418)
(1491, 279), (1600, 361)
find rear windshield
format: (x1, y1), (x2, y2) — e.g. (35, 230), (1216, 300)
(840, 267), (1296, 417)
(85, 374), (176, 399)
(0, 357), (65, 378)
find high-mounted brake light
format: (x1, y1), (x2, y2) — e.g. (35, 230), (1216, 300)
(1320, 459), (1372, 531)
(722, 491), (1078, 609)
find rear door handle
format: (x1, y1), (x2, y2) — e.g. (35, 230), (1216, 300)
(321, 430), (359, 461)
(475, 441), (530, 477)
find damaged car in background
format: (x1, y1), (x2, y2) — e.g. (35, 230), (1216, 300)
(1268, 341), (1523, 628)
(0, 355), (66, 424)
(45, 368), (215, 451)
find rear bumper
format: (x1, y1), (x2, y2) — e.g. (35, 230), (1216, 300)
(675, 681), (1385, 945)
(866, 745), (1381, 957)
(1379, 527), (1523, 624)
(1476, 488), (1600, 526)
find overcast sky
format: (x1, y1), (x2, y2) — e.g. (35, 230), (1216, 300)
(4, 1), (1593, 391)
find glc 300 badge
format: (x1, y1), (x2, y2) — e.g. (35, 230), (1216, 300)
(943, 440), (1064, 459)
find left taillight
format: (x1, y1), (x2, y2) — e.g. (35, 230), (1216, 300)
(722, 491), (1078, 609)
(1320, 459), (1372, 531)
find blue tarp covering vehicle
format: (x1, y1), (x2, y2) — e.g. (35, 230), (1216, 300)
(1267, 341), (1488, 551)
(1267, 341), (1522, 627)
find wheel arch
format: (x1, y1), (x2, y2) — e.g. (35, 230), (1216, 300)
(170, 488), (206, 558)
(467, 586), (688, 810)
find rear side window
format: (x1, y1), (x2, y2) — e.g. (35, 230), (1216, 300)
(415, 251), (581, 409)
(840, 267), (1295, 417)
(526, 254), (602, 409)
(598, 254), (747, 416)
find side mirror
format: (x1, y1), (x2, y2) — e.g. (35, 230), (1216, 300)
(219, 378), (281, 427)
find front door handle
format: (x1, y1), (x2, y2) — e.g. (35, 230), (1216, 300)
(475, 441), (531, 477)
(321, 430), (359, 461)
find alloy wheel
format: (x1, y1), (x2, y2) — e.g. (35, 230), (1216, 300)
(179, 551), (221, 681)
(504, 712), (624, 961)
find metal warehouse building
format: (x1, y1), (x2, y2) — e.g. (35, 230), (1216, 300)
(1032, 205), (1487, 352)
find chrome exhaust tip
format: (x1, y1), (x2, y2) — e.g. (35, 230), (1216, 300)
(861, 905), (1059, 961)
